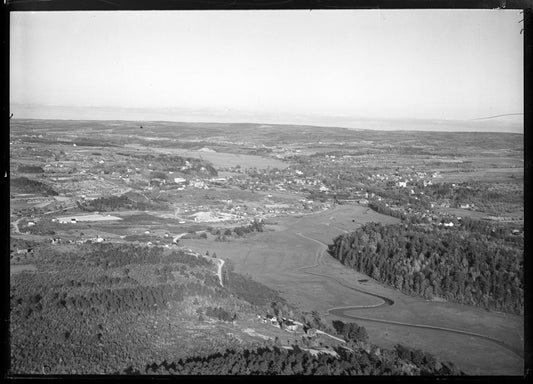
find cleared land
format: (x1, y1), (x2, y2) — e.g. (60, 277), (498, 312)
(55, 213), (123, 222)
(181, 203), (523, 375)
(127, 145), (289, 170)
(10, 119), (523, 375)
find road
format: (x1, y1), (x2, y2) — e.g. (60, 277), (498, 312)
(12, 218), (23, 234)
(214, 258), (225, 287)
(294, 231), (523, 359)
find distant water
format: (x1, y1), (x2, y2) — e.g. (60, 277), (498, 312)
(10, 104), (523, 134)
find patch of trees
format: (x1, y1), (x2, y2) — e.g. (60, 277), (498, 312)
(11, 279), (227, 322)
(80, 194), (168, 212)
(332, 320), (369, 343)
(329, 222), (523, 314)
(204, 306), (237, 322)
(212, 220), (265, 241)
(11, 177), (58, 196)
(424, 182), (523, 213)
(83, 244), (214, 270)
(138, 344), (462, 375)
(21, 218), (57, 235)
(17, 165), (44, 173)
(10, 237), (40, 261)
(368, 201), (406, 220)
(225, 271), (283, 307)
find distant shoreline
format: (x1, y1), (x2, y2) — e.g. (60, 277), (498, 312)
(9, 116), (524, 135)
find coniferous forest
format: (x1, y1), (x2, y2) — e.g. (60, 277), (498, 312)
(329, 220), (523, 314)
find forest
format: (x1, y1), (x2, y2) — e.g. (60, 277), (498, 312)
(17, 165), (45, 173)
(423, 181), (523, 212)
(10, 242), (281, 374)
(210, 220), (265, 241)
(329, 221), (523, 314)
(78, 194), (169, 212)
(135, 342), (462, 375)
(11, 177), (58, 196)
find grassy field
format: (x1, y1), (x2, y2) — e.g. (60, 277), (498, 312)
(133, 145), (289, 170)
(437, 167), (523, 183)
(181, 203), (523, 375)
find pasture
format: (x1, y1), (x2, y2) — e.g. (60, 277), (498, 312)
(134, 145), (289, 170)
(55, 213), (123, 222)
(181, 203), (523, 374)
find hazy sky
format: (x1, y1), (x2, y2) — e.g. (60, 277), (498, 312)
(10, 10), (523, 124)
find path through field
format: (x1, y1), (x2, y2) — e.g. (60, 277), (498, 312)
(294, 231), (523, 359)
(181, 204), (524, 374)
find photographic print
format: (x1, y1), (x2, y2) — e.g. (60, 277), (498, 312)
(8, 7), (524, 376)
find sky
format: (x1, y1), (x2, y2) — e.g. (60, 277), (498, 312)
(10, 10), (524, 130)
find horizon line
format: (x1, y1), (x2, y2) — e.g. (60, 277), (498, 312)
(9, 116), (524, 135)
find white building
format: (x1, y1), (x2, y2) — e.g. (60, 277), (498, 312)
(397, 181), (407, 188)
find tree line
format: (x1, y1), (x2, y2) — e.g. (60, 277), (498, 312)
(136, 343), (462, 375)
(329, 222), (523, 314)
(11, 177), (58, 196)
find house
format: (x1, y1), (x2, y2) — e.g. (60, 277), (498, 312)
(150, 178), (166, 187)
(173, 177), (187, 184)
(285, 322), (298, 332)
(397, 181), (407, 188)
(268, 317), (279, 327)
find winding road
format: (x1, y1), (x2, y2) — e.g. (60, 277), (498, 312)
(294, 231), (523, 359)
(12, 218), (23, 234)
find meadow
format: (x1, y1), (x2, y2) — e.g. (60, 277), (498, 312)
(181, 203), (523, 374)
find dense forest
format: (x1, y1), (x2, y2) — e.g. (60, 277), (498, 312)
(17, 165), (44, 173)
(135, 343), (462, 375)
(10, 242), (287, 374)
(78, 194), (169, 212)
(423, 181), (523, 212)
(210, 220), (265, 241)
(329, 221), (523, 314)
(11, 177), (58, 196)
(368, 201), (407, 220)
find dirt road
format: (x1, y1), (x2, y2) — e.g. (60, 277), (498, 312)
(294, 231), (523, 359)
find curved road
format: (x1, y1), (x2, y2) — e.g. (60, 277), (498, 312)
(294, 231), (523, 358)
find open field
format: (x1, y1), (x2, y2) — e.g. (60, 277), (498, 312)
(55, 213), (123, 222)
(127, 144), (289, 170)
(10, 264), (38, 275)
(437, 167), (523, 183)
(10, 118), (523, 375)
(181, 203), (523, 374)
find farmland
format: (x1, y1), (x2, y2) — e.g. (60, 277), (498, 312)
(9, 119), (523, 375)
